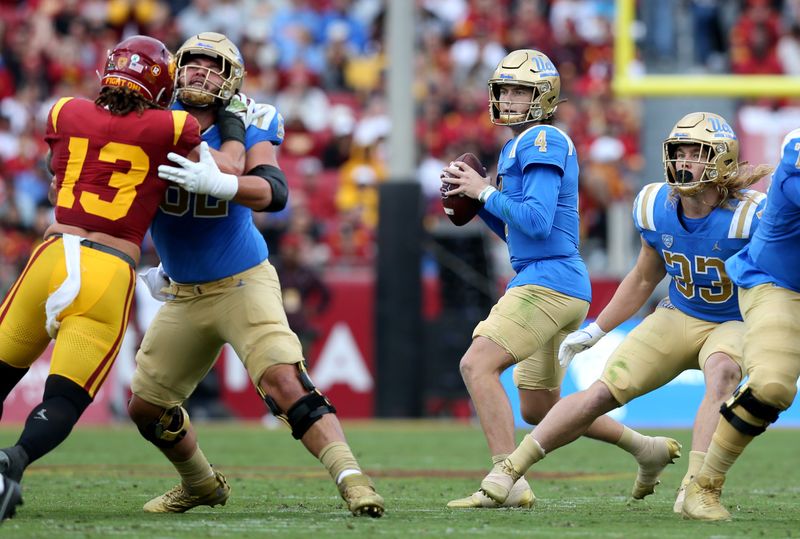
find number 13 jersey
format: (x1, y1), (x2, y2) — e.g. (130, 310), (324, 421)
(45, 97), (202, 245)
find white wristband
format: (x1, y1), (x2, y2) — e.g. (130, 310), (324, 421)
(478, 185), (497, 204)
(213, 172), (239, 201)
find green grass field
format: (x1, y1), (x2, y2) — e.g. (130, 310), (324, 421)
(1, 421), (798, 538)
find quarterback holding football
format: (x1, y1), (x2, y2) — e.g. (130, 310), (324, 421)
(442, 49), (682, 509)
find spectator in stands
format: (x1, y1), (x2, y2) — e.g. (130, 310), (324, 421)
(777, 24), (800, 75)
(275, 232), (332, 357)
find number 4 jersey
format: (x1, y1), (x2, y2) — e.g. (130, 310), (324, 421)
(633, 182), (766, 323)
(45, 97), (202, 245)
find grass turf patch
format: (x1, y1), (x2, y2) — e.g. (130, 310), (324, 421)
(1, 421), (798, 538)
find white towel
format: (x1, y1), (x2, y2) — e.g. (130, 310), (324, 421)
(45, 233), (82, 338)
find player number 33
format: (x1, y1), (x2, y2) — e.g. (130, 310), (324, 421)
(663, 251), (733, 303)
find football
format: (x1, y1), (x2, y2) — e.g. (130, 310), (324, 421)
(441, 152), (487, 226)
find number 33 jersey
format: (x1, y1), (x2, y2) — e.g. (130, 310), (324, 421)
(633, 182), (766, 323)
(45, 97), (202, 245)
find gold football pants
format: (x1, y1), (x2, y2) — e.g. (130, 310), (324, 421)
(473, 284), (589, 391)
(132, 260), (304, 408)
(0, 236), (135, 397)
(600, 304), (744, 405)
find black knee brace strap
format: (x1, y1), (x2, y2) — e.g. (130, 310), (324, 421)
(720, 385), (781, 436)
(286, 393), (336, 440)
(138, 406), (191, 449)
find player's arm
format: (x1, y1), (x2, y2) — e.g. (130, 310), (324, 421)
(182, 109), (246, 176)
(207, 141), (246, 176)
(558, 236), (665, 367)
(158, 140), (287, 210)
(232, 140), (288, 211)
(478, 207), (507, 241)
(594, 237), (666, 332)
(482, 163), (560, 239)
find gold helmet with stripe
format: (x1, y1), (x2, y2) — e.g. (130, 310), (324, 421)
(488, 49), (561, 125)
(175, 32), (245, 107)
(663, 112), (740, 196)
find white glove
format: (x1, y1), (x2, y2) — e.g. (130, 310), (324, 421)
(138, 264), (172, 302)
(226, 92), (271, 129)
(558, 322), (607, 369)
(158, 141), (239, 200)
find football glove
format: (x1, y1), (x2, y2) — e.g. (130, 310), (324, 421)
(226, 92), (271, 129)
(158, 141), (239, 200)
(558, 322), (607, 369)
(138, 264), (172, 302)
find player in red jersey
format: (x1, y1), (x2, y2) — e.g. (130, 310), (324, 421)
(0, 35), (244, 503)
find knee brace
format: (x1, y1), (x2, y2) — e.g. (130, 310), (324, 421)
(260, 363), (337, 440)
(720, 383), (782, 436)
(137, 406), (191, 449)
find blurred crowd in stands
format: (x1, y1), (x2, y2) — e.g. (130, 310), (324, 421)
(0, 0), (799, 298)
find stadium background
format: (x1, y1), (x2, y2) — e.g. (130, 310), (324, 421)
(1, 0), (800, 427)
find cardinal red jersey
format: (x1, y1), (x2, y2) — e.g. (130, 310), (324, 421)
(45, 97), (201, 245)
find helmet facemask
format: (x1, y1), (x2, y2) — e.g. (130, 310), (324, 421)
(176, 54), (231, 107)
(489, 80), (553, 125)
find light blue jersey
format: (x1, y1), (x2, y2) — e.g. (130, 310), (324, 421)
(479, 124), (590, 302)
(633, 182), (766, 322)
(727, 129), (800, 293)
(152, 104), (285, 283)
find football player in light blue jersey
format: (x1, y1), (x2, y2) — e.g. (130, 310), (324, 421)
(477, 112), (773, 512)
(442, 49), (680, 509)
(126, 33), (384, 518)
(683, 128), (800, 521)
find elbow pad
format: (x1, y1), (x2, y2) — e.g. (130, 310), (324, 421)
(248, 164), (288, 211)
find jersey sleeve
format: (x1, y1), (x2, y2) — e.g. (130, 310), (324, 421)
(631, 182), (663, 235)
(478, 206), (507, 241)
(728, 189), (767, 239)
(170, 110), (202, 154)
(44, 97), (75, 141)
(483, 163), (561, 239)
(245, 105), (285, 147)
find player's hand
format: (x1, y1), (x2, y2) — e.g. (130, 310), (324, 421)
(138, 264), (172, 302)
(158, 141), (239, 200)
(558, 322), (607, 369)
(441, 161), (489, 199)
(226, 92), (271, 129)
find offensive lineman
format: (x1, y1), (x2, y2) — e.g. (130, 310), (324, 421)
(477, 113), (772, 510)
(127, 32), (384, 518)
(440, 49), (681, 509)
